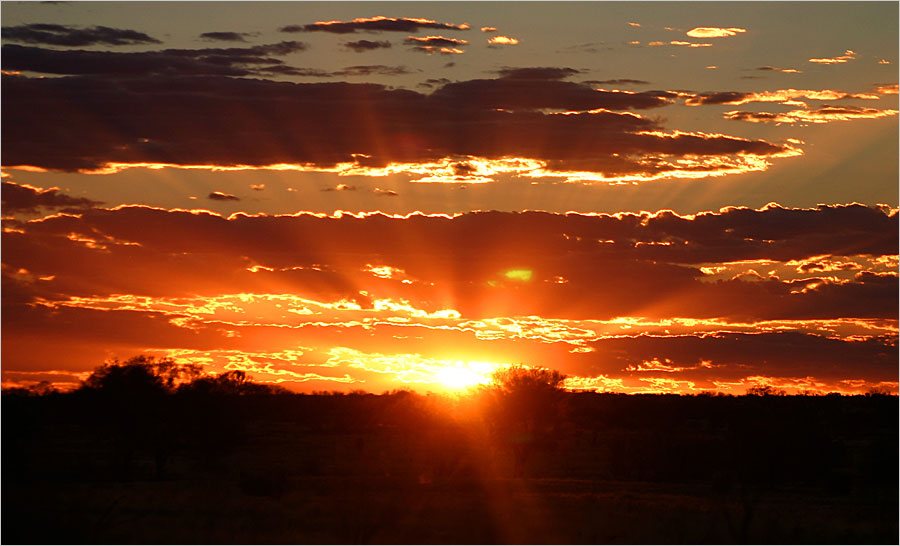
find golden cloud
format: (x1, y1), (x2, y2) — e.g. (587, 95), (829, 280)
(685, 27), (746, 38)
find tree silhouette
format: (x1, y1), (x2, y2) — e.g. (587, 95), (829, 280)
(177, 370), (291, 396)
(745, 384), (786, 397)
(478, 365), (568, 477)
(81, 355), (202, 398)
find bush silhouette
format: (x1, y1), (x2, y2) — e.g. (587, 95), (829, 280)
(484, 365), (567, 428)
(478, 365), (568, 477)
(745, 383), (787, 397)
(81, 355), (202, 399)
(178, 370), (291, 396)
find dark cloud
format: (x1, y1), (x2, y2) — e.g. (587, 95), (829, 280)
(585, 78), (651, 86)
(755, 66), (802, 74)
(1, 68), (793, 176)
(429, 77), (680, 111)
(199, 31), (256, 43)
(578, 332), (898, 383)
(417, 77), (451, 89)
(1, 23), (161, 46)
(279, 16), (469, 34)
(332, 65), (411, 77)
(494, 67), (581, 80)
(257, 65), (331, 77)
(404, 36), (468, 48)
(724, 105), (898, 124)
(684, 91), (749, 106)
(1, 181), (102, 213)
(207, 191), (239, 201)
(343, 39), (392, 52)
(5, 204), (895, 323)
(2, 42), (307, 77)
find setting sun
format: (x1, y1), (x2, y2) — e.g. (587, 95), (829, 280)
(435, 361), (501, 390)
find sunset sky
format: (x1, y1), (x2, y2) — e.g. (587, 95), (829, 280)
(2, 1), (897, 395)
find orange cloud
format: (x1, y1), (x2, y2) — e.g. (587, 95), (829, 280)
(487, 35), (519, 46)
(685, 27), (746, 38)
(685, 88), (880, 106)
(669, 41), (712, 48)
(4, 202), (896, 393)
(756, 66), (803, 74)
(809, 49), (857, 64)
(725, 105), (898, 124)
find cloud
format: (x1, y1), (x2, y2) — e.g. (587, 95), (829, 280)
(2, 42), (308, 77)
(6, 203), (895, 320)
(416, 77), (451, 89)
(686, 27), (746, 38)
(1, 23), (161, 46)
(1, 181), (101, 214)
(322, 184), (357, 192)
(2, 70), (798, 180)
(685, 88), (879, 106)
(256, 65), (331, 77)
(430, 75), (679, 111)
(374, 188), (398, 196)
(579, 332), (898, 384)
(725, 105), (899, 124)
(208, 191), (240, 201)
(332, 65), (411, 77)
(668, 41), (712, 48)
(250, 184), (265, 191)
(487, 35), (519, 46)
(4, 203), (896, 392)
(405, 36), (467, 54)
(199, 31), (255, 42)
(280, 16), (469, 34)
(495, 66), (580, 80)
(405, 35), (468, 48)
(343, 39), (392, 52)
(809, 50), (857, 64)
(755, 66), (802, 74)
(481, 26), (497, 33)
(873, 83), (899, 95)
(584, 79), (650, 86)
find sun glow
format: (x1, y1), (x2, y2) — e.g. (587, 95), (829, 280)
(435, 361), (500, 390)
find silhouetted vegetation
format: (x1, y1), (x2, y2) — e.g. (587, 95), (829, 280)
(3, 357), (897, 544)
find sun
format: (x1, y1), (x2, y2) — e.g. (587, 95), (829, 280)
(435, 361), (501, 390)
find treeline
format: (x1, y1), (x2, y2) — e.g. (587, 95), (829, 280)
(3, 357), (896, 489)
(2, 358), (898, 544)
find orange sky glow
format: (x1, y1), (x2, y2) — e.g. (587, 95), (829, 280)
(2, 2), (897, 395)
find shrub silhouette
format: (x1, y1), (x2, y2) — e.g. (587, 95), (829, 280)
(745, 383), (787, 397)
(81, 355), (202, 398)
(75, 356), (283, 478)
(178, 370), (291, 396)
(478, 365), (568, 477)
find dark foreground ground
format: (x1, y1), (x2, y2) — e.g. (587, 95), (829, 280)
(3, 391), (898, 544)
